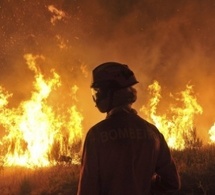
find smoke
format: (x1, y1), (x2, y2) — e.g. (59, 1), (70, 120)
(0, 0), (215, 141)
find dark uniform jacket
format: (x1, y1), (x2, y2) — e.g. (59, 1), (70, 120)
(77, 107), (180, 195)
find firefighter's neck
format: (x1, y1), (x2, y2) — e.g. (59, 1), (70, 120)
(107, 104), (133, 117)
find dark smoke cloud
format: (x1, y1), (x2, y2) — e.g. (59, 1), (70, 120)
(0, 0), (215, 141)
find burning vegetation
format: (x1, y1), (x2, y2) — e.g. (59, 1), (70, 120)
(0, 53), (214, 169)
(0, 54), (83, 168)
(0, 0), (215, 194)
(140, 80), (204, 150)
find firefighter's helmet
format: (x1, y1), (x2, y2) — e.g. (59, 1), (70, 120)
(91, 62), (138, 113)
(91, 62), (138, 89)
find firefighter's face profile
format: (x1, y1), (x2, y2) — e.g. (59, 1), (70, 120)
(91, 88), (108, 104)
(91, 88), (111, 113)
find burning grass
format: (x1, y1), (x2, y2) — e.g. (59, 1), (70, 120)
(1, 145), (215, 195)
(0, 55), (214, 194)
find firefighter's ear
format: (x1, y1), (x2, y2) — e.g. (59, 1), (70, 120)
(112, 87), (137, 107)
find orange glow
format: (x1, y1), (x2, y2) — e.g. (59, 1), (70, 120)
(140, 80), (203, 150)
(48, 5), (66, 25)
(0, 55), (213, 168)
(0, 54), (83, 168)
(209, 123), (215, 143)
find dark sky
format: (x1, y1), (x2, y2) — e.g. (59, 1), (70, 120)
(0, 0), (215, 141)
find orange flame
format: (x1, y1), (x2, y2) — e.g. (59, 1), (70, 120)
(209, 123), (215, 143)
(140, 80), (203, 150)
(0, 54), (83, 168)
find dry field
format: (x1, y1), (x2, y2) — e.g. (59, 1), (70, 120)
(173, 145), (215, 195)
(0, 145), (215, 195)
(0, 164), (80, 195)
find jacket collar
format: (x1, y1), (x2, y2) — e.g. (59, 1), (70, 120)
(106, 105), (137, 118)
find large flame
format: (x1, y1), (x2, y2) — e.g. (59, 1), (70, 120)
(0, 55), (214, 167)
(140, 80), (203, 150)
(0, 54), (83, 168)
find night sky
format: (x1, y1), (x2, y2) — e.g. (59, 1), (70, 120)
(0, 0), (215, 141)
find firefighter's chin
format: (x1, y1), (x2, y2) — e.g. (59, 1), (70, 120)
(95, 98), (111, 113)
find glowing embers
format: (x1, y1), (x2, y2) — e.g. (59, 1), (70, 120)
(0, 54), (83, 168)
(48, 5), (66, 25)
